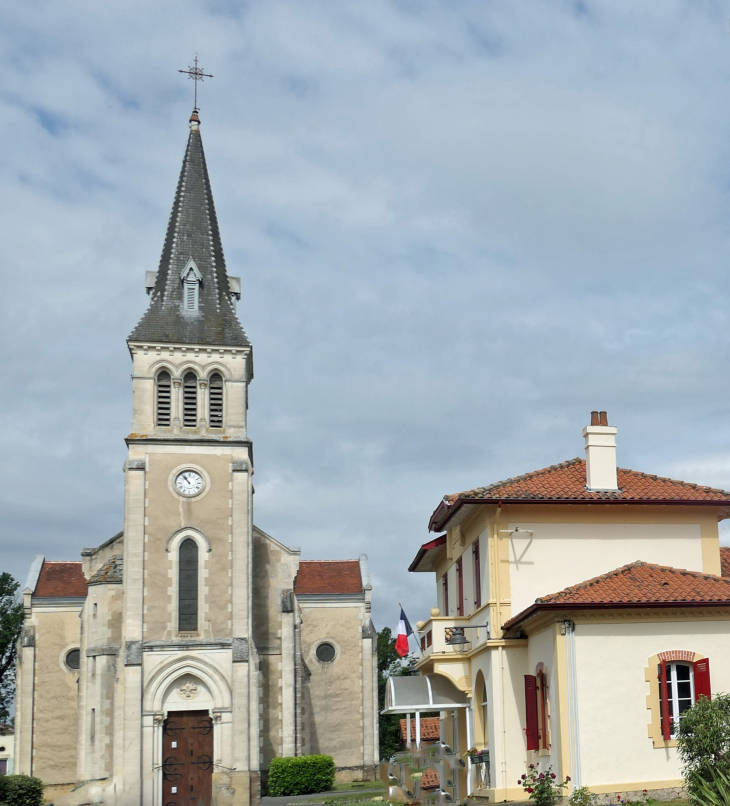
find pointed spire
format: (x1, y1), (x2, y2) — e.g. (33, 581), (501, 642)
(129, 112), (250, 347)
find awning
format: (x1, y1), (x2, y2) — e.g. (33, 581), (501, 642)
(382, 674), (469, 714)
(408, 535), (447, 573)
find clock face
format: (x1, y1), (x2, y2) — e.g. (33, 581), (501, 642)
(175, 470), (204, 497)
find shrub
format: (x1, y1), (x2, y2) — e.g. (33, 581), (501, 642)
(692, 764), (730, 806)
(519, 764), (569, 806)
(268, 755), (336, 797)
(569, 786), (598, 806)
(677, 693), (730, 801)
(0, 774), (45, 806)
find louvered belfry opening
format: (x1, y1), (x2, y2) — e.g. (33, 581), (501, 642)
(156, 371), (172, 426)
(178, 538), (199, 632)
(185, 274), (199, 311)
(209, 373), (224, 428)
(183, 372), (198, 427)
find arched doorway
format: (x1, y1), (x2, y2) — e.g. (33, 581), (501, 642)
(160, 674), (215, 806)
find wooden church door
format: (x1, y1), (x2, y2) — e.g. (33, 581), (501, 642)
(162, 711), (214, 806)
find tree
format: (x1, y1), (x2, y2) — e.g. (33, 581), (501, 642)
(377, 626), (409, 760)
(677, 693), (730, 799)
(0, 573), (24, 722)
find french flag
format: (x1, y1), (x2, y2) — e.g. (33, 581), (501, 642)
(395, 606), (413, 657)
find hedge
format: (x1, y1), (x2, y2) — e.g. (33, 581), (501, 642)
(267, 754), (336, 796)
(0, 775), (45, 806)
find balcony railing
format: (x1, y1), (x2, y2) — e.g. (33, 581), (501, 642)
(416, 613), (490, 659)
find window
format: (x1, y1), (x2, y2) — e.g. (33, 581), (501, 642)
(456, 558), (464, 616)
(156, 371), (172, 427)
(481, 679), (489, 746)
(473, 540), (482, 609)
(659, 659), (711, 739)
(65, 649), (80, 670)
(537, 669), (550, 750)
(209, 373), (223, 428)
(178, 538), (199, 632)
(183, 267), (200, 311)
(316, 642), (336, 663)
(524, 675), (539, 751)
(442, 573), (449, 617)
(182, 373), (198, 427)
(90, 708), (95, 741)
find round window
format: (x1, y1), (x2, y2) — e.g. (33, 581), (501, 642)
(315, 642), (336, 663)
(65, 649), (81, 670)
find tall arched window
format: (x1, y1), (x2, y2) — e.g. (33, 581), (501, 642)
(183, 372), (198, 427)
(209, 374), (224, 428)
(178, 538), (199, 632)
(156, 371), (172, 427)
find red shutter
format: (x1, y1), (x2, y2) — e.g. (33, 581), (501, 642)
(694, 658), (711, 702)
(473, 541), (482, 609)
(659, 660), (671, 741)
(456, 558), (464, 616)
(524, 675), (539, 751)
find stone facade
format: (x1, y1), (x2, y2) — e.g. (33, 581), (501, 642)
(13, 111), (378, 806)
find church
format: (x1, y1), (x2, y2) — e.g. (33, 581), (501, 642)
(12, 109), (379, 806)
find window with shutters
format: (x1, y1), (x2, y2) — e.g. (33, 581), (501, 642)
(178, 538), (199, 633)
(473, 540), (481, 609)
(524, 675), (539, 751)
(156, 371), (172, 427)
(442, 573), (449, 617)
(456, 557), (464, 616)
(209, 373), (223, 428)
(647, 652), (711, 746)
(537, 667), (550, 750)
(182, 372), (198, 427)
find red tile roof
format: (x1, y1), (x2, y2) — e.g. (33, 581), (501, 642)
(34, 561), (87, 598)
(419, 769), (440, 791)
(504, 561), (730, 630)
(399, 716), (441, 743)
(721, 547), (730, 578)
(430, 458), (730, 530)
(294, 561), (363, 595)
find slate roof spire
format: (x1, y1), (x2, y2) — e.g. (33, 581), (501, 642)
(129, 110), (250, 347)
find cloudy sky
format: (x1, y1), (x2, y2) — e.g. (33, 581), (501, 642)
(3, 1), (730, 629)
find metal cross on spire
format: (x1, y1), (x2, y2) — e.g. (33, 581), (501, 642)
(178, 54), (213, 111)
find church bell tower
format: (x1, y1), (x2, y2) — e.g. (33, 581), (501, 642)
(119, 109), (259, 806)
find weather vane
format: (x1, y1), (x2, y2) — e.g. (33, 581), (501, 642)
(178, 54), (213, 111)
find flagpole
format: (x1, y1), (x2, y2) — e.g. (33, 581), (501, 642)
(398, 603), (423, 658)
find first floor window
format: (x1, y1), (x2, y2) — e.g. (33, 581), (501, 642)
(442, 573), (449, 617)
(659, 658), (711, 739)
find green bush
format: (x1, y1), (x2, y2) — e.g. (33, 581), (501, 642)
(268, 754), (336, 796)
(677, 693), (730, 801)
(692, 764), (730, 806)
(0, 774), (45, 806)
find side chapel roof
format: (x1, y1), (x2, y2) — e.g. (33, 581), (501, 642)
(34, 561), (87, 598)
(129, 112), (250, 347)
(504, 561), (730, 630)
(294, 561), (363, 595)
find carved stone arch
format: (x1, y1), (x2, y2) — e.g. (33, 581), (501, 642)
(203, 363), (232, 381)
(149, 359), (178, 378)
(176, 363), (202, 381)
(167, 527), (211, 554)
(143, 654), (231, 714)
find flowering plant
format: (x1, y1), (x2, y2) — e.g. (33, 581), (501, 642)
(464, 747), (486, 758)
(519, 764), (570, 806)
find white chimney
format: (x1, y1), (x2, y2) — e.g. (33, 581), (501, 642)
(582, 410), (618, 491)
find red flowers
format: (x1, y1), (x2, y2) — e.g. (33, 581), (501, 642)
(551, 774), (556, 779)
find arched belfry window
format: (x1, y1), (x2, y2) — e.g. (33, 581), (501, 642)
(178, 538), (199, 632)
(181, 258), (202, 312)
(156, 371), (172, 427)
(209, 374), (224, 428)
(183, 373), (198, 427)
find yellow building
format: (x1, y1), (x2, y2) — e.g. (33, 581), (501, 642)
(399, 412), (730, 801)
